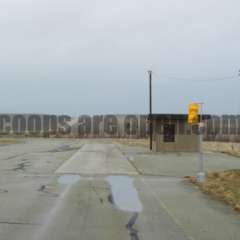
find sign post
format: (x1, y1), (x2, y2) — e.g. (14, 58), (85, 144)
(197, 121), (205, 183)
(188, 103), (205, 183)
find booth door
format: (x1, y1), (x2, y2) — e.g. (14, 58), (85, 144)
(163, 124), (175, 142)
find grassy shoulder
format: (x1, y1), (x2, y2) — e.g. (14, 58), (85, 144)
(186, 170), (240, 212)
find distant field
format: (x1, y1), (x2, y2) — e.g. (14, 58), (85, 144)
(204, 141), (240, 157)
(0, 138), (23, 145)
(114, 139), (240, 156)
(114, 138), (149, 148)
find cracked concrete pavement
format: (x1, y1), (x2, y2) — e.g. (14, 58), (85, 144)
(0, 138), (239, 240)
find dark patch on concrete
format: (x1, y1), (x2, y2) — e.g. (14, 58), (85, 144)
(126, 213), (140, 240)
(129, 229), (140, 240)
(0, 189), (8, 193)
(38, 185), (46, 192)
(126, 212), (138, 229)
(38, 185), (58, 197)
(91, 185), (105, 204)
(21, 158), (28, 162)
(0, 221), (39, 226)
(12, 161), (30, 171)
(47, 145), (80, 153)
(108, 194), (114, 205)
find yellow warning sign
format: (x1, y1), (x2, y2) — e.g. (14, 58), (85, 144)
(188, 103), (199, 124)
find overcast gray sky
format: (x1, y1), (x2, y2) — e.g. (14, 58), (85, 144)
(0, 0), (239, 116)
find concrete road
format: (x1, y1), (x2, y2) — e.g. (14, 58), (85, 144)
(0, 139), (239, 240)
(118, 143), (240, 177)
(56, 143), (137, 176)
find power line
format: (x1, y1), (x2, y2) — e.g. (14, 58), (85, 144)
(152, 71), (238, 82)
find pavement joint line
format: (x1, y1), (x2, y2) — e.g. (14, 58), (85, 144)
(54, 146), (85, 173)
(115, 144), (142, 175)
(139, 176), (196, 240)
(54, 173), (184, 181)
(123, 154), (142, 175)
(0, 172), (184, 181)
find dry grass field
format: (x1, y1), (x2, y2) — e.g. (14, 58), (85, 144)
(114, 139), (240, 157)
(187, 170), (240, 212)
(114, 138), (149, 148)
(0, 137), (23, 145)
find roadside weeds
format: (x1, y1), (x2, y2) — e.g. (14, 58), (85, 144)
(186, 170), (240, 212)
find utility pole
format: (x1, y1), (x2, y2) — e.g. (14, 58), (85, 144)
(148, 70), (153, 150)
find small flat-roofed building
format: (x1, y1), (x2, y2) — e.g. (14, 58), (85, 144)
(150, 114), (211, 152)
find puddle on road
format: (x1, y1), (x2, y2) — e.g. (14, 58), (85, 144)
(58, 175), (81, 185)
(106, 175), (143, 213)
(106, 176), (142, 240)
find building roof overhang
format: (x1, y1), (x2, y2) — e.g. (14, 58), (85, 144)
(149, 114), (211, 121)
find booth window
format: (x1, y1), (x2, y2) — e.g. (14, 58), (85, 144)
(163, 124), (175, 142)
